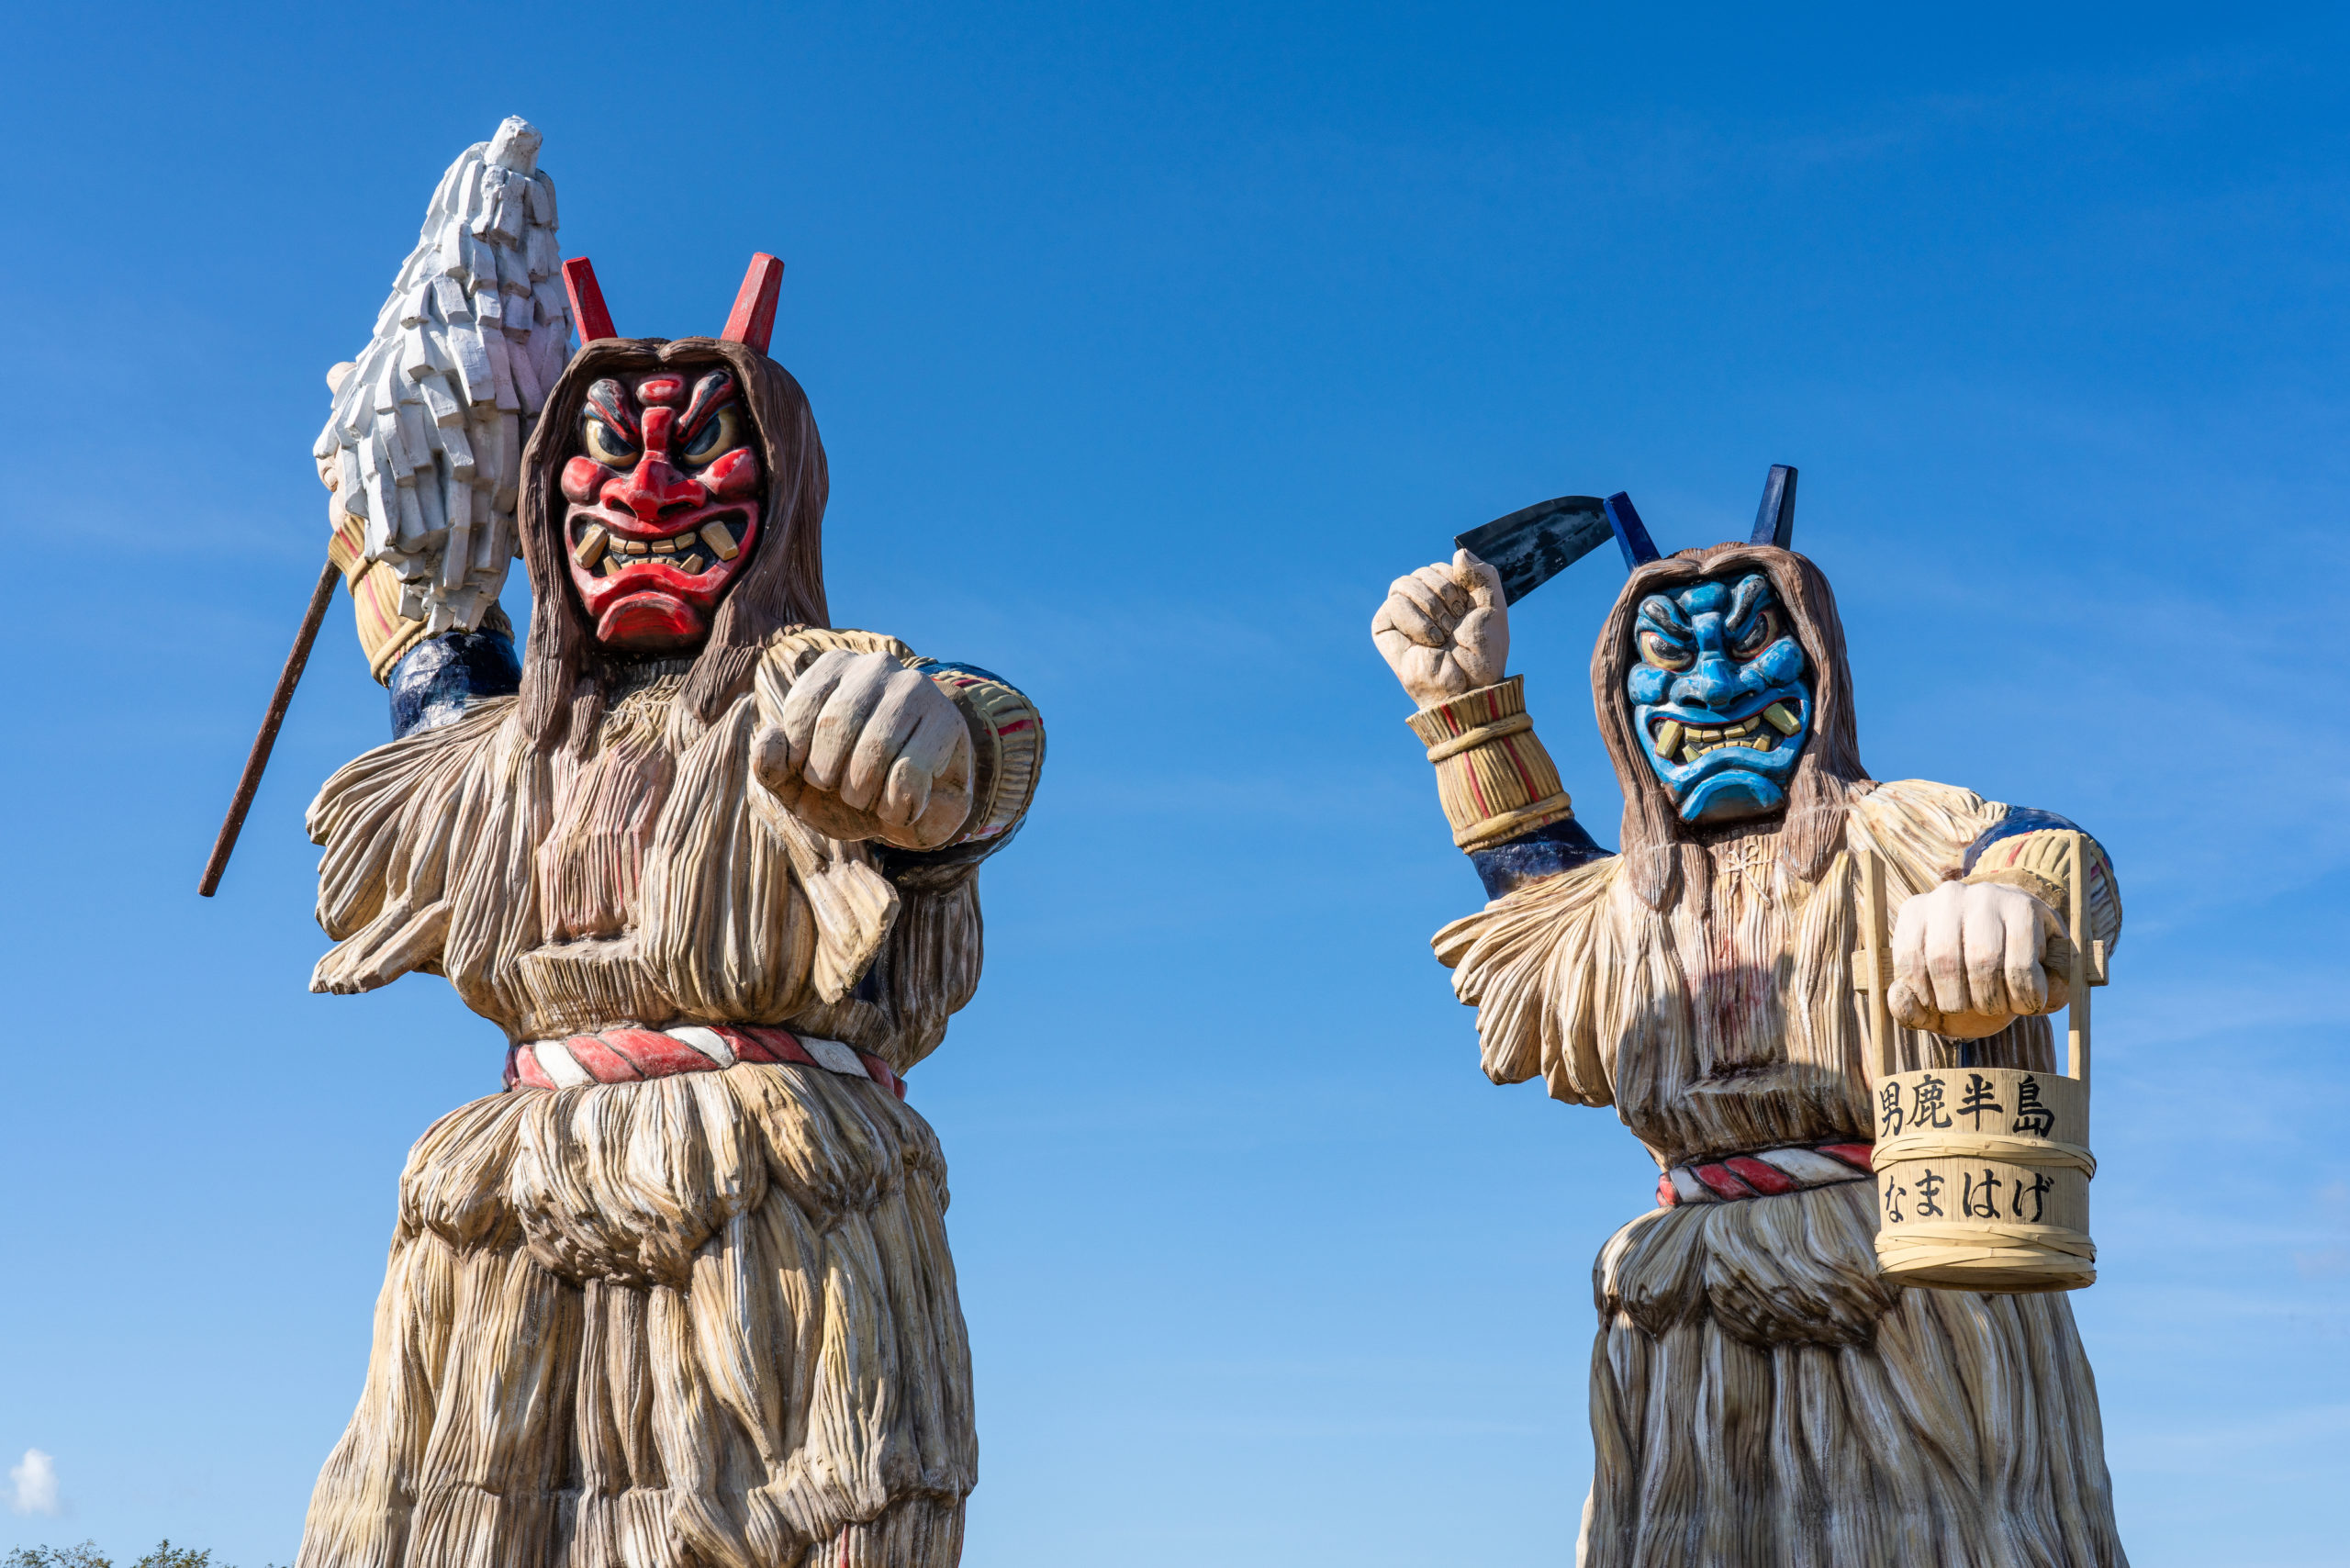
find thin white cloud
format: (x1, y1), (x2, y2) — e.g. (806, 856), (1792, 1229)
(8, 1448), (61, 1517)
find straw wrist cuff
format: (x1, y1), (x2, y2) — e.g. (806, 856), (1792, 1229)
(1405, 676), (1575, 851)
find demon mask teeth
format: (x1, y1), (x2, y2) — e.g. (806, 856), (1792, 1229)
(1626, 571), (1811, 824)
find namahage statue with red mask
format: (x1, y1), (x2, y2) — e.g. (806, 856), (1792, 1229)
(290, 121), (1039, 1568)
(1374, 481), (2129, 1566)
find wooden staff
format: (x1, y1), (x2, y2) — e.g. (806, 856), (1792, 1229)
(198, 557), (341, 897)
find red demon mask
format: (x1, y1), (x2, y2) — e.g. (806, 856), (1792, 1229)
(560, 369), (764, 648)
(556, 253), (788, 651)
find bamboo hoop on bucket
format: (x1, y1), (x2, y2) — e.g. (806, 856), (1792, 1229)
(1856, 834), (2109, 1294)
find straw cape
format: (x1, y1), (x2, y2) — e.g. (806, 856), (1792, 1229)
(1432, 543), (2130, 1568)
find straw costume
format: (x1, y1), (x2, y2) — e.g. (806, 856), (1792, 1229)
(1376, 500), (2127, 1566)
(292, 123), (1040, 1568)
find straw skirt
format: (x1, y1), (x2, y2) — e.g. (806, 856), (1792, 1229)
(296, 1061), (974, 1568)
(1582, 1180), (2126, 1568)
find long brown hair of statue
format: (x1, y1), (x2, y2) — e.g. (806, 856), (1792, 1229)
(1590, 543), (1875, 910)
(517, 336), (831, 754)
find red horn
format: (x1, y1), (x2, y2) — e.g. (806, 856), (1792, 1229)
(563, 256), (617, 342)
(721, 252), (785, 354)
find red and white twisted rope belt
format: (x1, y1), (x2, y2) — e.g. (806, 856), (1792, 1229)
(504, 1025), (906, 1100)
(1655, 1140), (1874, 1208)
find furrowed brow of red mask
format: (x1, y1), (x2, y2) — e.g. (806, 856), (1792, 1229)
(676, 371), (738, 441)
(585, 380), (640, 440)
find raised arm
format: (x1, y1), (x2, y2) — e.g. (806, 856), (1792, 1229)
(308, 118), (566, 742)
(323, 511), (521, 738)
(1372, 551), (1611, 898)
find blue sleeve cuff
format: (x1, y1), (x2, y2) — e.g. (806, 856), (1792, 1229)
(1469, 815), (1614, 900)
(387, 628), (522, 739)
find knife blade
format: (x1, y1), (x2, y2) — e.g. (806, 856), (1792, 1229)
(1452, 494), (1612, 605)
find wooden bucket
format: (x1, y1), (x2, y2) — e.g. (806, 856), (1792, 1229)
(1855, 834), (2109, 1294)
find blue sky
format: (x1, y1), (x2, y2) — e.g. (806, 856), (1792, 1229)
(3, 2), (2345, 1563)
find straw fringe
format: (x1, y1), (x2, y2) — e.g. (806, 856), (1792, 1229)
(298, 1062), (970, 1568)
(1583, 1182), (2125, 1568)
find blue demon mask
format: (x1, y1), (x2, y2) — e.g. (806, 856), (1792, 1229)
(1626, 572), (1810, 824)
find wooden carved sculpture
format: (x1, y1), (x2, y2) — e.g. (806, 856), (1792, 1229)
(285, 120), (1042, 1568)
(1372, 474), (2127, 1566)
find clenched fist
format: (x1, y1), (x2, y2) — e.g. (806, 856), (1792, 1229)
(753, 649), (974, 850)
(1371, 550), (1510, 708)
(1888, 879), (2071, 1041)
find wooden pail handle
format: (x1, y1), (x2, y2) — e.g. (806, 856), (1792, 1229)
(2064, 830), (2092, 1089)
(1859, 850), (1897, 1081)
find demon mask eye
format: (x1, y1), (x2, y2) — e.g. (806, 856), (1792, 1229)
(1638, 630), (1693, 670)
(1636, 595), (1694, 671)
(1730, 605), (1784, 659)
(584, 416), (639, 467)
(680, 404), (744, 466)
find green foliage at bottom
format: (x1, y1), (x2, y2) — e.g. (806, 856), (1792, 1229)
(4, 1542), (279, 1568)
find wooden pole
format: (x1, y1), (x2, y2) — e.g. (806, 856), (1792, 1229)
(2066, 829), (2092, 1089)
(198, 558), (341, 897)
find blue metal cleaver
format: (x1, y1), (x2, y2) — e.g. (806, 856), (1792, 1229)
(1451, 495), (1614, 605)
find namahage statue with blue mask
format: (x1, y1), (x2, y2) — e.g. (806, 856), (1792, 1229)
(1373, 479), (2129, 1566)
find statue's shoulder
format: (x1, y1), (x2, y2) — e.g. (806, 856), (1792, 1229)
(308, 696), (517, 846)
(1849, 778), (2004, 834)
(1848, 778), (2008, 882)
(1432, 850), (1620, 971)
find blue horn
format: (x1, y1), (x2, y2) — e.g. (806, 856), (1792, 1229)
(1606, 492), (1662, 569)
(1750, 464), (1797, 548)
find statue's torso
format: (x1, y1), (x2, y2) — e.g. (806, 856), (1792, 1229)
(309, 633), (1007, 1074)
(1443, 778), (2059, 1168)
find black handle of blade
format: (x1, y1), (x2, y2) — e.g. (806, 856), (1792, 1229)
(1453, 494), (1612, 605)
